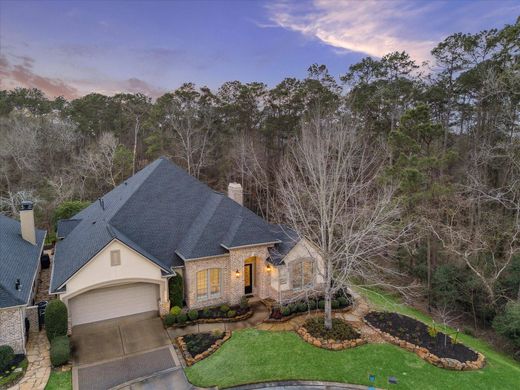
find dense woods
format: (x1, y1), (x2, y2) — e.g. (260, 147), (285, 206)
(1, 20), (519, 356)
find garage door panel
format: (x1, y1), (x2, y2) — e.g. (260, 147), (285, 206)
(70, 283), (159, 326)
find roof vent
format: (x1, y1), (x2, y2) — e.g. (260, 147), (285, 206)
(15, 279), (22, 291)
(99, 198), (105, 210)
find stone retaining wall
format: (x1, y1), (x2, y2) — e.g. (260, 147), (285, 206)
(176, 331), (232, 366)
(296, 326), (366, 351)
(364, 320), (485, 370)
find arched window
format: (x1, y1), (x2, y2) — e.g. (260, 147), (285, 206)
(196, 268), (222, 301)
(290, 259), (313, 290)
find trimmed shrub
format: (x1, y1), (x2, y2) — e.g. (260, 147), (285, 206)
(288, 303), (298, 313)
(45, 300), (68, 342)
(227, 310), (237, 318)
(202, 308), (211, 318)
(308, 300), (317, 310)
(331, 299), (340, 309)
(220, 304), (230, 314)
(298, 302), (308, 312)
(318, 300), (326, 309)
(50, 336), (70, 367)
(164, 314), (176, 327)
(0, 345), (14, 371)
(304, 317), (360, 341)
(188, 310), (199, 321)
(168, 274), (184, 308)
(240, 295), (249, 310)
(338, 296), (349, 307)
(281, 306), (291, 316)
(170, 306), (182, 316)
(177, 313), (188, 325)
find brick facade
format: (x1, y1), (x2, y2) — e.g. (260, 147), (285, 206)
(183, 244), (275, 309)
(0, 307), (25, 354)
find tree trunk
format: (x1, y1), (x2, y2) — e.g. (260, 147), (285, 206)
(427, 234), (432, 312)
(324, 288), (332, 329)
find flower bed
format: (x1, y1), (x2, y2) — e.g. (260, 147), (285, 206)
(267, 293), (353, 322)
(297, 317), (365, 350)
(177, 331), (231, 366)
(0, 355), (28, 389)
(364, 311), (485, 370)
(165, 298), (253, 328)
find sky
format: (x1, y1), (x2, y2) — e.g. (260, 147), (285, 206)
(0, 0), (518, 99)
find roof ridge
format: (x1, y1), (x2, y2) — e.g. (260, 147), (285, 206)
(176, 192), (224, 258)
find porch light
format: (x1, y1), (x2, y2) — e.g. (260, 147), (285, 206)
(266, 264), (272, 272)
(235, 269), (240, 278)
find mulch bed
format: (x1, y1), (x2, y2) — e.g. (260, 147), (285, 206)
(177, 331), (231, 366)
(267, 293), (353, 322)
(169, 306), (253, 328)
(297, 317), (366, 350)
(0, 354), (25, 377)
(365, 312), (477, 362)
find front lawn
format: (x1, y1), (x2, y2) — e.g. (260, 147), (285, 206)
(45, 370), (72, 390)
(185, 291), (520, 389)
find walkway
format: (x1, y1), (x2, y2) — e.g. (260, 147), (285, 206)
(256, 294), (383, 343)
(167, 301), (269, 339)
(9, 331), (51, 390)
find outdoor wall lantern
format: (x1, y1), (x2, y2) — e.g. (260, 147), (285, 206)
(235, 269), (240, 278)
(266, 264), (272, 272)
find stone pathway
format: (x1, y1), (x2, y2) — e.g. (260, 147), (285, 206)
(256, 293), (384, 344)
(9, 331), (52, 390)
(35, 250), (52, 303)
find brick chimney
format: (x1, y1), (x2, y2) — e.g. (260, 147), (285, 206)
(20, 201), (36, 245)
(228, 183), (243, 206)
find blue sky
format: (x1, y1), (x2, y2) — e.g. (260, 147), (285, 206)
(0, 0), (518, 98)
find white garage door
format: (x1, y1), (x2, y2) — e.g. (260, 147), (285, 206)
(69, 283), (159, 326)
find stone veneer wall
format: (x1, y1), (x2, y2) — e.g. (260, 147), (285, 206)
(184, 244), (273, 309)
(26, 305), (39, 334)
(0, 307), (25, 353)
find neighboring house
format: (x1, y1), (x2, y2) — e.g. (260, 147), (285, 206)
(0, 203), (46, 353)
(51, 157), (324, 327)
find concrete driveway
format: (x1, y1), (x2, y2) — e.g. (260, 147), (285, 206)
(71, 312), (180, 390)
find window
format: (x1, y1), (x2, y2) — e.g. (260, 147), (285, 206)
(110, 250), (121, 266)
(196, 268), (222, 301)
(291, 260), (313, 290)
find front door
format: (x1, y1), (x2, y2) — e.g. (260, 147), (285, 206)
(244, 263), (253, 295)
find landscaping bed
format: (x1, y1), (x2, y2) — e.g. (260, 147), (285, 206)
(364, 311), (485, 370)
(0, 355), (28, 389)
(177, 330), (231, 366)
(297, 317), (365, 350)
(267, 293), (353, 322)
(165, 302), (253, 328)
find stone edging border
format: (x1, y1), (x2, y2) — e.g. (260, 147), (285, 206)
(169, 309), (253, 328)
(176, 330), (232, 366)
(265, 306), (353, 323)
(296, 326), (366, 350)
(363, 319), (485, 370)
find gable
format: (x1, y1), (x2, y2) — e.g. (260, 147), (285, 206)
(63, 240), (165, 295)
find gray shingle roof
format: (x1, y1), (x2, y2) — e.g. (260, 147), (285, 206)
(0, 214), (46, 308)
(57, 219), (81, 238)
(267, 224), (300, 265)
(51, 157), (282, 292)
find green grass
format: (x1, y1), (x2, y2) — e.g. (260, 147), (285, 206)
(0, 358), (28, 388)
(44, 370), (72, 390)
(185, 290), (520, 389)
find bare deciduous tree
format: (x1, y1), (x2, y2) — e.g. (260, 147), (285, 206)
(277, 113), (409, 329)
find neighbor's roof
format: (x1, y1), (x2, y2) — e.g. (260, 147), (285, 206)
(0, 214), (46, 308)
(51, 157), (283, 292)
(56, 219), (81, 239)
